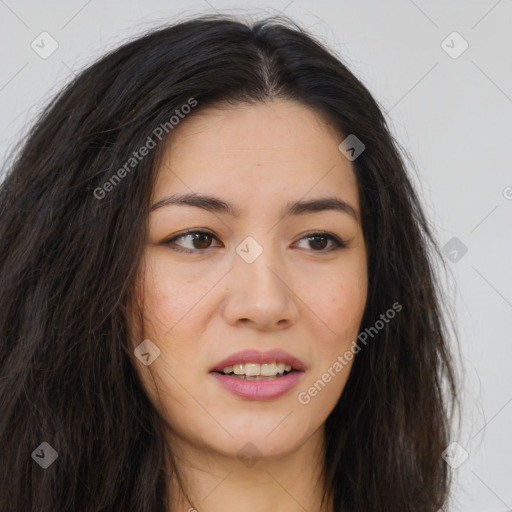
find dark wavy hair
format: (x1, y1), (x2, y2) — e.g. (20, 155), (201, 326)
(0, 13), (460, 512)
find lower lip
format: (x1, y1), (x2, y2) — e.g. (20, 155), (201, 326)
(210, 371), (305, 401)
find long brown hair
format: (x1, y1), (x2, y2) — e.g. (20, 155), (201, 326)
(0, 14), (460, 511)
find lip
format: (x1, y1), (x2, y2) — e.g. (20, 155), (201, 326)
(209, 349), (306, 401)
(209, 349), (306, 373)
(210, 371), (305, 401)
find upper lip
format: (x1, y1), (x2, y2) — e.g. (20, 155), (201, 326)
(210, 349), (306, 373)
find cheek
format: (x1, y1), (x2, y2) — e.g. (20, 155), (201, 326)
(321, 276), (367, 340)
(141, 255), (210, 332)
(130, 264), (203, 403)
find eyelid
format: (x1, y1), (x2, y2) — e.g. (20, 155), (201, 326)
(162, 229), (222, 252)
(162, 229), (348, 253)
(294, 230), (348, 251)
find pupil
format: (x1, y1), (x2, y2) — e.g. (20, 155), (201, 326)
(193, 234), (211, 249)
(310, 236), (327, 250)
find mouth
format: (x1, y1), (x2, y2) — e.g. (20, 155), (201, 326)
(209, 348), (306, 374)
(209, 349), (306, 400)
(212, 363), (299, 380)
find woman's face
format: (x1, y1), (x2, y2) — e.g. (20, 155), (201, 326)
(132, 99), (367, 460)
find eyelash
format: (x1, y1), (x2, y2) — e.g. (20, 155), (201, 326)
(162, 229), (348, 254)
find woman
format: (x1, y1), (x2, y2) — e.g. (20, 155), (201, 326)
(0, 13), (460, 512)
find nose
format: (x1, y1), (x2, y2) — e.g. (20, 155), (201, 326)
(221, 244), (300, 331)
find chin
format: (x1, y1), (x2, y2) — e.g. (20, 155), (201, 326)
(212, 435), (301, 462)
(212, 419), (309, 457)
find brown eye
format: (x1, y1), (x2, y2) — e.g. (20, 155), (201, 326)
(307, 235), (329, 250)
(294, 232), (347, 252)
(189, 233), (213, 249)
(163, 230), (222, 253)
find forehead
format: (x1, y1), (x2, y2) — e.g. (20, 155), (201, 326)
(154, 99), (360, 209)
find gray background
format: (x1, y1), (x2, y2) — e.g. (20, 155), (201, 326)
(1, 1), (511, 510)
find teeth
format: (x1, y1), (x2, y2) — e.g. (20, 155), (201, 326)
(222, 362), (293, 376)
(261, 363), (278, 376)
(233, 364), (244, 375)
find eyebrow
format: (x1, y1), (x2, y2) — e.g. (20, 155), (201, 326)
(150, 192), (359, 223)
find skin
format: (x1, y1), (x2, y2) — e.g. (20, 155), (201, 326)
(130, 99), (368, 512)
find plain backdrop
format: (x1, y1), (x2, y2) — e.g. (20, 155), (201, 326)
(1, 1), (511, 511)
